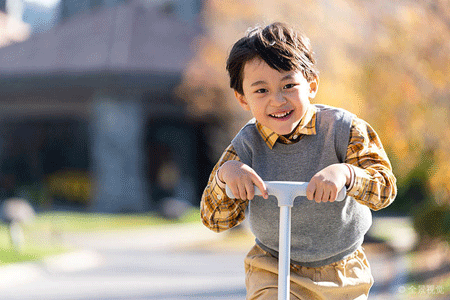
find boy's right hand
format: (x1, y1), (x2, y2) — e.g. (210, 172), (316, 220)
(218, 161), (268, 200)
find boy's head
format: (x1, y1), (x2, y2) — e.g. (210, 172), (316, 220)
(226, 22), (319, 95)
(226, 22), (319, 136)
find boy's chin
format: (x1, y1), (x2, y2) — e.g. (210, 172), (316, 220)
(276, 125), (299, 136)
(275, 121), (302, 136)
(265, 120), (301, 136)
(274, 128), (296, 136)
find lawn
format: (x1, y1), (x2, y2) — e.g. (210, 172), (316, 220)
(32, 208), (200, 232)
(0, 208), (200, 265)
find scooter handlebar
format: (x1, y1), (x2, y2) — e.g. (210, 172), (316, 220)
(225, 181), (347, 206)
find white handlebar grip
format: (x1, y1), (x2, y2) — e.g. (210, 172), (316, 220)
(226, 181), (347, 202)
(225, 185), (235, 199)
(336, 186), (347, 202)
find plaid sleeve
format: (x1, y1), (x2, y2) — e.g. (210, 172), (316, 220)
(200, 144), (249, 232)
(345, 117), (397, 210)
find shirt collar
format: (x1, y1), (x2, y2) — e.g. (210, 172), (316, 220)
(256, 105), (317, 149)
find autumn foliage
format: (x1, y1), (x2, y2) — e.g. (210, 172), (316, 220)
(177, 0), (450, 212)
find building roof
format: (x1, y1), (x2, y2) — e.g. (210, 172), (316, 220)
(0, 1), (200, 94)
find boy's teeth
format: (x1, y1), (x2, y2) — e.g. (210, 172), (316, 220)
(271, 111), (290, 118)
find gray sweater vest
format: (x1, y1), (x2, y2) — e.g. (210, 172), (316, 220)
(231, 105), (372, 267)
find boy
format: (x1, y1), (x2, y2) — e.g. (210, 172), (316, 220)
(201, 22), (396, 300)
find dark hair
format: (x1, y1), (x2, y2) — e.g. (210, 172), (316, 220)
(226, 22), (319, 95)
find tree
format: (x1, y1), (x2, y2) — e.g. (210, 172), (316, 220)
(177, 0), (450, 207)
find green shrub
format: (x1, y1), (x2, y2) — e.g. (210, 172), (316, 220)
(412, 202), (450, 243)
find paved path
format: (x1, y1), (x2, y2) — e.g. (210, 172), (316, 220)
(0, 249), (247, 300)
(0, 223), (247, 300)
(0, 218), (420, 299)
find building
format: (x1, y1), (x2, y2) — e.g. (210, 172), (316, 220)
(0, 0), (215, 213)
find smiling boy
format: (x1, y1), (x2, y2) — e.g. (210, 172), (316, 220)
(201, 22), (397, 299)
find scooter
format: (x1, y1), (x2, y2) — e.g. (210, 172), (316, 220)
(226, 181), (347, 300)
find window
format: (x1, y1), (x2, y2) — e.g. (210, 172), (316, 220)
(0, 119), (91, 209)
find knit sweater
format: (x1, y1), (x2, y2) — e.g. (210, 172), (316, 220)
(231, 105), (372, 267)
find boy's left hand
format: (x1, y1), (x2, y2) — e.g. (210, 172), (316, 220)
(306, 164), (351, 203)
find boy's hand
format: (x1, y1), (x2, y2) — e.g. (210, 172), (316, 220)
(306, 164), (351, 203)
(218, 161), (269, 200)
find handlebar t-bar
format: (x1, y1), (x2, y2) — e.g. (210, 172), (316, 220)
(225, 181), (347, 206)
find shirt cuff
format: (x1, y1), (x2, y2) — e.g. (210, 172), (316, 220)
(344, 163), (355, 190)
(212, 170), (227, 201)
(346, 165), (370, 200)
(215, 169), (226, 188)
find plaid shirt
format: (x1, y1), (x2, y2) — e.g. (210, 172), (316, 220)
(201, 105), (397, 232)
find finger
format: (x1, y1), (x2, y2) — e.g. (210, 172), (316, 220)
(252, 177), (268, 199)
(328, 188), (337, 203)
(238, 184), (248, 200)
(321, 189), (332, 203)
(314, 186), (324, 203)
(306, 181), (316, 201)
(244, 180), (255, 200)
(260, 181), (269, 199)
(230, 185), (240, 199)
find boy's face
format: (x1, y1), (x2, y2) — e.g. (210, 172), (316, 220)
(235, 58), (318, 136)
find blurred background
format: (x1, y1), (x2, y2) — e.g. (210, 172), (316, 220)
(0, 0), (449, 299)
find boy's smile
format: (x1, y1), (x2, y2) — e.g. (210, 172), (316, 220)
(235, 58), (318, 136)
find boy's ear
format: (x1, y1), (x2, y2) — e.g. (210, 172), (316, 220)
(234, 90), (250, 111)
(309, 77), (319, 99)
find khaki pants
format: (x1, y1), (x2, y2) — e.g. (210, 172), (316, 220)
(245, 244), (374, 300)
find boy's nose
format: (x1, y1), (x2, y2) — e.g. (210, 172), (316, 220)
(271, 92), (287, 106)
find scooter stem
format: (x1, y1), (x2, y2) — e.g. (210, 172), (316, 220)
(226, 181), (347, 300)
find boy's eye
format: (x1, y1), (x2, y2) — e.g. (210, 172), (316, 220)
(284, 83), (297, 89)
(255, 88), (268, 94)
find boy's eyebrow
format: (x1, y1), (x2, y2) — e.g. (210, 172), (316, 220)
(250, 80), (267, 87)
(281, 74), (295, 81)
(250, 74), (295, 87)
